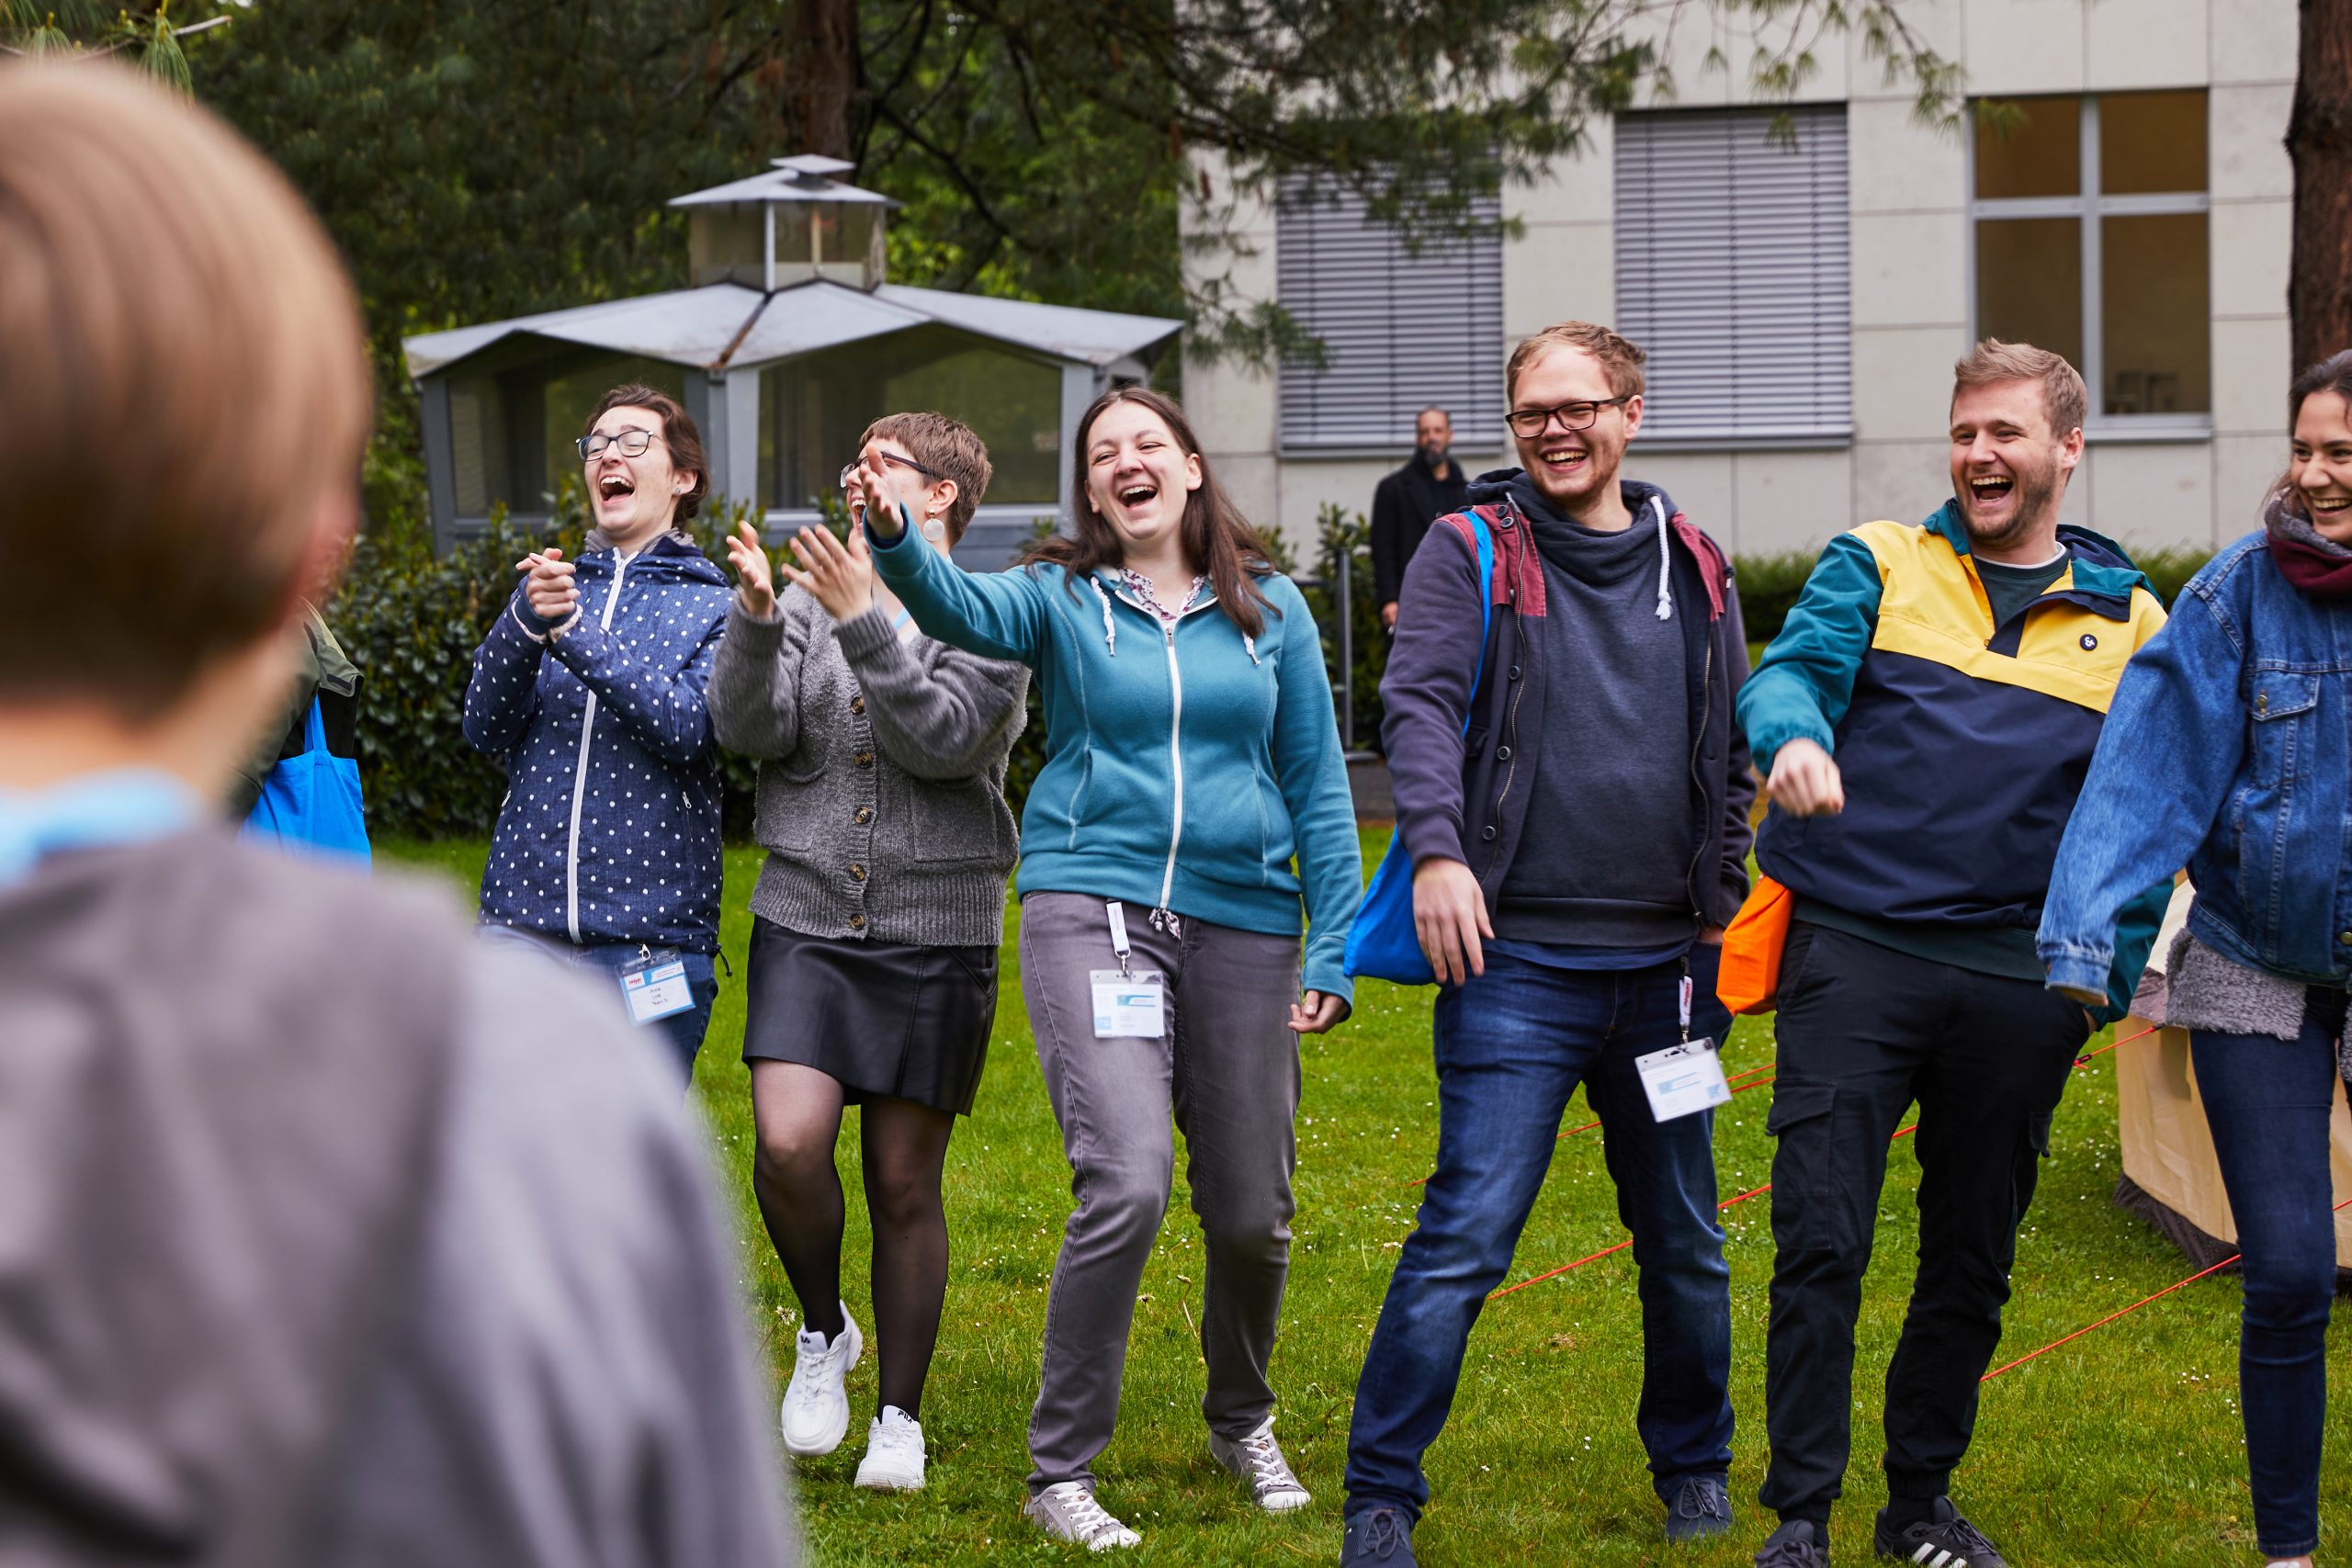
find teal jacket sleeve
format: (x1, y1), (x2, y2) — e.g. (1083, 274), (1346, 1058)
(1736, 533), (1884, 774)
(1266, 578), (1363, 1007)
(2101, 879), (2174, 1025)
(865, 513), (1050, 665)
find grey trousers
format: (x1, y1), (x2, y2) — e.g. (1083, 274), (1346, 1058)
(1019, 892), (1305, 1492)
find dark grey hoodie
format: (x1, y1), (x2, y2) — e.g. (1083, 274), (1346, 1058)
(1488, 473), (1701, 955)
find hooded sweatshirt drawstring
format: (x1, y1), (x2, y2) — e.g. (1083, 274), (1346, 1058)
(1650, 494), (1674, 621)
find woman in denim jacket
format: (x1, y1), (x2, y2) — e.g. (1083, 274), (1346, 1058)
(2039, 350), (2352, 1568)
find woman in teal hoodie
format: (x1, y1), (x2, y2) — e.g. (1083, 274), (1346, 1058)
(861, 387), (1360, 1551)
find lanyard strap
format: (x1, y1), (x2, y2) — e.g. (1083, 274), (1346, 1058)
(1106, 900), (1134, 981)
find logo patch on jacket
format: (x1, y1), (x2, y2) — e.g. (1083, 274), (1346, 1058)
(2079, 633), (2098, 651)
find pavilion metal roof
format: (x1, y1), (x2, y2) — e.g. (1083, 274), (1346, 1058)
(668, 153), (897, 209)
(402, 278), (1182, 380)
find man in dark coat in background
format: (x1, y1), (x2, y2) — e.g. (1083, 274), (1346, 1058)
(1370, 406), (1467, 630)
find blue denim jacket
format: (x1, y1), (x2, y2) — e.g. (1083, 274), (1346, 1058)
(2040, 529), (2352, 993)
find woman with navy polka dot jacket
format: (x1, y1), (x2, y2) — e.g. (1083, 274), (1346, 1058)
(461, 384), (732, 1080)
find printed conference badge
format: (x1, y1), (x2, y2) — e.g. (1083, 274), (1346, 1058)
(1635, 1038), (1732, 1122)
(1091, 969), (1167, 1039)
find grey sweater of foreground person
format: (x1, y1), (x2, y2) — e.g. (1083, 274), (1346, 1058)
(709, 589), (1029, 949)
(0, 830), (797, 1568)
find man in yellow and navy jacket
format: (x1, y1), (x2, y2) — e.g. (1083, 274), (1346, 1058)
(1736, 342), (2171, 1568)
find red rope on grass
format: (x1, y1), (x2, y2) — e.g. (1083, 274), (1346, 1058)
(2075, 1021), (2161, 1066)
(1981, 1194), (2352, 1382)
(1489, 1179), (1778, 1299)
(1492, 1122), (1923, 1300)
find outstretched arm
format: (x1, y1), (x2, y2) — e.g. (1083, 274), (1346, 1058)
(2041, 590), (2238, 1009)
(1736, 533), (1883, 817)
(864, 502), (1051, 665)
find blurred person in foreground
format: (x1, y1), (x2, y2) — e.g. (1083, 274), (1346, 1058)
(0, 61), (796, 1568)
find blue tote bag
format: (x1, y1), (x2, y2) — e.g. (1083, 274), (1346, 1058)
(1341, 508), (1495, 986)
(243, 697), (371, 863)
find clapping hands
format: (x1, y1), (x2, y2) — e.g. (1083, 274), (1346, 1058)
(515, 547), (579, 631)
(781, 523), (878, 625)
(727, 521), (777, 617)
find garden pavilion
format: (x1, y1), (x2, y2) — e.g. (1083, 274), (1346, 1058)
(403, 154), (1182, 564)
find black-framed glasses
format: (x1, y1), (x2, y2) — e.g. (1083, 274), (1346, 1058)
(839, 450), (944, 489)
(1506, 397), (1632, 437)
(578, 427), (663, 462)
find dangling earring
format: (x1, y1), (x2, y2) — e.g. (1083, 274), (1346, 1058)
(922, 513), (947, 543)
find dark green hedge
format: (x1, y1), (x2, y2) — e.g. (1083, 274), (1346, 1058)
(334, 498), (2215, 840)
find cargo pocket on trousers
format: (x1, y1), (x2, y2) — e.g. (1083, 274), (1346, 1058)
(1764, 1081), (1850, 1253)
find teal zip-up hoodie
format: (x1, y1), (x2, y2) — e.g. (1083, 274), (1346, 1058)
(868, 524), (1362, 1004)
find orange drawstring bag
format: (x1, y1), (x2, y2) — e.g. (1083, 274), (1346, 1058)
(1716, 875), (1795, 1015)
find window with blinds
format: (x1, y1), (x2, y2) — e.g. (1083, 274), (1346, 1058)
(1275, 177), (1504, 452)
(1614, 106), (1852, 446)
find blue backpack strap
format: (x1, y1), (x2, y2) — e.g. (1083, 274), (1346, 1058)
(1340, 502), (1503, 988)
(1458, 506), (1498, 738)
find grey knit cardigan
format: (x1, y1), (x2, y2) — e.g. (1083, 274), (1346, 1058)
(707, 591), (1028, 948)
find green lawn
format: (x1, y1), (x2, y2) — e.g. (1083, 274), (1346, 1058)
(379, 833), (2346, 1566)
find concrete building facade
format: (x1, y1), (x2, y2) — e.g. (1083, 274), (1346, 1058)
(1182, 0), (2300, 563)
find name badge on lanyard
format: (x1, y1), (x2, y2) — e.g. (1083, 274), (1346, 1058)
(1635, 967), (1727, 1121)
(621, 945), (695, 1026)
(1091, 900), (1167, 1039)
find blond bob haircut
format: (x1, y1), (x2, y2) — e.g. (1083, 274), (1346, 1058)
(1506, 320), (1647, 407)
(0, 62), (372, 715)
(1952, 339), (2087, 439)
(859, 412), (993, 542)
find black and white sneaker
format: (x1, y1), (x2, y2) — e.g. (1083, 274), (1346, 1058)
(1872, 1499), (2010, 1567)
(1756, 1517), (1832, 1567)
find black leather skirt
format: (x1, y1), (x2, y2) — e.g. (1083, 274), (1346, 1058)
(741, 915), (998, 1116)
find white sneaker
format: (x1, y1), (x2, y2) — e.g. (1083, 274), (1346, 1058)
(778, 1303), (862, 1457)
(1023, 1481), (1141, 1551)
(1209, 1416), (1311, 1512)
(854, 1404), (926, 1491)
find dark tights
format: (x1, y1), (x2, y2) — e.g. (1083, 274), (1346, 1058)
(750, 1060), (955, 1418)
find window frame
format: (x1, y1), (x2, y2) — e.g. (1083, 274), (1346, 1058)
(1965, 92), (2213, 443)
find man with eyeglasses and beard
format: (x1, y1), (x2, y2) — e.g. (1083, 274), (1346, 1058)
(1340, 321), (1755, 1565)
(1736, 341), (2170, 1568)
(1370, 406), (1469, 631)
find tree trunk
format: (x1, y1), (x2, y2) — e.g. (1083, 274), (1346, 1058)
(2289, 0), (2352, 369)
(782, 0), (859, 159)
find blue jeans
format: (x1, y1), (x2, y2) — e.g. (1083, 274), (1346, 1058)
(2192, 988), (2347, 1560)
(1343, 950), (1735, 1520)
(476, 923), (717, 1083)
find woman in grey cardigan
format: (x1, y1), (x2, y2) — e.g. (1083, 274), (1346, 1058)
(708, 412), (1029, 1495)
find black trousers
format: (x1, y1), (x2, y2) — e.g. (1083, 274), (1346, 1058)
(1758, 921), (2091, 1523)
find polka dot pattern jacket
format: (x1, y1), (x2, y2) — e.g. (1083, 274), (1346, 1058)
(462, 532), (731, 954)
